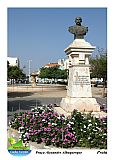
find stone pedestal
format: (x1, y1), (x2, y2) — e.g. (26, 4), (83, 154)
(60, 39), (100, 112)
(60, 97), (100, 112)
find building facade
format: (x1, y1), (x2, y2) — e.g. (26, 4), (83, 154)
(7, 57), (20, 67)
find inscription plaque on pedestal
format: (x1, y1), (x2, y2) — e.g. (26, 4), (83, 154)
(67, 66), (92, 98)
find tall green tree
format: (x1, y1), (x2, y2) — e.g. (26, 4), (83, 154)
(8, 65), (26, 81)
(90, 50), (107, 97)
(90, 52), (107, 81)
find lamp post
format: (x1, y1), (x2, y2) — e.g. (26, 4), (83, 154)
(29, 60), (32, 83)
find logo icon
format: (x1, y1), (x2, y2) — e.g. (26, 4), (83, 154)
(8, 129), (31, 157)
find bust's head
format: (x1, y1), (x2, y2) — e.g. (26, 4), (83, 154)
(75, 17), (82, 25)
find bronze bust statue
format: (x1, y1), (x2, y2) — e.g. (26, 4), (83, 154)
(68, 17), (88, 39)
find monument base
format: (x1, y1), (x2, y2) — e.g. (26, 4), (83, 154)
(60, 97), (100, 112)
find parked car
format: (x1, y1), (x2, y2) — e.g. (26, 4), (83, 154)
(16, 79), (29, 84)
(94, 81), (106, 87)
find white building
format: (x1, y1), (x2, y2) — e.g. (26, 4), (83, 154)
(7, 57), (19, 67)
(58, 59), (69, 70)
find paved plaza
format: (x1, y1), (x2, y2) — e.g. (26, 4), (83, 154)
(8, 86), (107, 122)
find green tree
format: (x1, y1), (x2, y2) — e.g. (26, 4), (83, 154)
(90, 52), (107, 81)
(90, 50), (107, 97)
(8, 66), (26, 81)
(39, 66), (67, 81)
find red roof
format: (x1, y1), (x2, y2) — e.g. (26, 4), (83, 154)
(44, 63), (60, 68)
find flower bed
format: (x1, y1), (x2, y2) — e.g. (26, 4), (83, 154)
(9, 104), (107, 149)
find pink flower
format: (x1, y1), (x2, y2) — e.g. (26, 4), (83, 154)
(47, 128), (51, 132)
(44, 128), (47, 132)
(48, 124), (52, 127)
(48, 112), (52, 115)
(64, 138), (69, 142)
(56, 140), (59, 142)
(21, 123), (24, 126)
(40, 123), (42, 127)
(27, 134), (29, 139)
(51, 133), (55, 136)
(72, 137), (77, 142)
(30, 118), (34, 122)
(38, 130), (41, 133)
(55, 128), (60, 131)
(51, 138), (55, 142)
(39, 114), (42, 117)
(41, 138), (45, 142)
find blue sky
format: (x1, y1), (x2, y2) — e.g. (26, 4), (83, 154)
(8, 8), (107, 75)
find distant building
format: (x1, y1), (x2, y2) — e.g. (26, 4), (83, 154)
(43, 59), (69, 70)
(7, 57), (20, 67)
(44, 63), (60, 68)
(58, 59), (64, 66)
(58, 59), (69, 70)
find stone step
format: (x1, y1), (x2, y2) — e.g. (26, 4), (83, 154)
(54, 106), (107, 118)
(54, 107), (71, 117)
